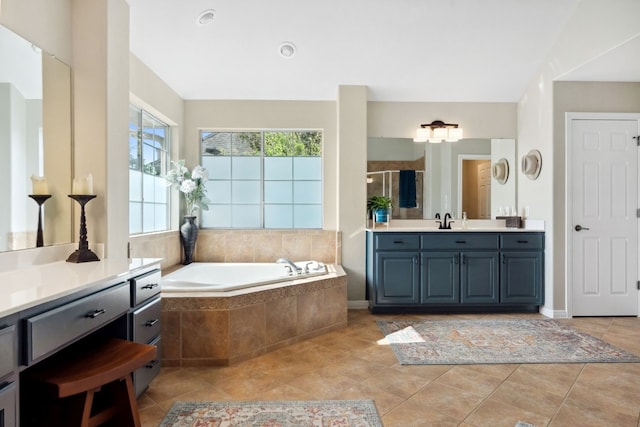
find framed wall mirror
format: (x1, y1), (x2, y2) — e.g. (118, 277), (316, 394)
(367, 137), (516, 220)
(0, 24), (72, 251)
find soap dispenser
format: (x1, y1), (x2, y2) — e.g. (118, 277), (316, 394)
(461, 212), (467, 229)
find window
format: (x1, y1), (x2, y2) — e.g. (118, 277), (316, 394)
(129, 106), (170, 234)
(200, 130), (322, 228)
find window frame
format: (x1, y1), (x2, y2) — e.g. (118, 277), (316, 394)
(199, 129), (323, 229)
(128, 105), (171, 235)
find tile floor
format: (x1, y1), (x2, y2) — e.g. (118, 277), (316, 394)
(138, 310), (640, 426)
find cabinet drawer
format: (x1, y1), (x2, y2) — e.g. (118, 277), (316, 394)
(131, 297), (161, 345)
(422, 233), (498, 250)
(0, 381), (16, 427)
(0, 324), (16, 380)
(134, 335), (161, 397)
(131, 269), (161, 306)
(375, 233), (420, 250)
(500, 233), (543, 250)
(26, 282), (130, 363)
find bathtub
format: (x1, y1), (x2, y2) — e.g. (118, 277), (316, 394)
(160, 262), (347, 366)
(161, 260), (328, 292)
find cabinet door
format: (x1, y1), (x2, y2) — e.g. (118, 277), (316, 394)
(420, 252), (459, 304)
(461, 251), (499, 304)
(0, 382), (16, 427)
(375, 252), (419, 304)
(500, 251), (543, 303)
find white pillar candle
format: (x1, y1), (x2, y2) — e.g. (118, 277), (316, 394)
(72, 174), (93, 194)
(31, 175), (49, 195)
(86, 174), (93, 194)
(72, 178), (83, 194)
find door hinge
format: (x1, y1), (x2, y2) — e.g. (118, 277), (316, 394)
(637, 280), (640, 290)
(637, 208), (640, 218)
(635, 135), (640, 146)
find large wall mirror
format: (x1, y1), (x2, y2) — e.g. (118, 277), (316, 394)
(0, 24), (72, 251)
(367, 137), (516, 220)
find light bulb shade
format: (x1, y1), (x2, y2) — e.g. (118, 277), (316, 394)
(413, 127), (430, 142)
(446, 127), (464, 141)
(431, 127), (448, 142)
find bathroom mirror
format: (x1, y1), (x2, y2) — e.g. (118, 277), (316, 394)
(0, 24), (72, 251)
(367, 137), (516, 220)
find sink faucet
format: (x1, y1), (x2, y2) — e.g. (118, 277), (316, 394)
(276, 258), (301, 275)
(439, 213), (454, 230)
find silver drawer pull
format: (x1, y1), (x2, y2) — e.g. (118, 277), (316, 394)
(85, 309), (106, 319)
(141, 283), (159, 290)
(145, 319), (159, 327)
(146, 359), (160, 369)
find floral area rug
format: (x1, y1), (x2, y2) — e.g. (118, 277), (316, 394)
(159, 400), (383, 427)
(376, 318), (640, 365)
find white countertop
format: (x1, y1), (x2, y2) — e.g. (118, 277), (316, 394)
(0, 258), (162, 318)
(366, 219), (545, 232)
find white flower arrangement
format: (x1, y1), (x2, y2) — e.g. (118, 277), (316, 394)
(165, 160), (210, 216)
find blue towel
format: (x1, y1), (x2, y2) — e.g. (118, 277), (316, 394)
(399, 170), (417, 208)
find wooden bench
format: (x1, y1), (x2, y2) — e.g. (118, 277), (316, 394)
(24, 338), (157, 427)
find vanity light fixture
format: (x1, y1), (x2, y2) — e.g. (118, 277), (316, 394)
(196, 9), (216, 26)
(413, 120), (464, 143)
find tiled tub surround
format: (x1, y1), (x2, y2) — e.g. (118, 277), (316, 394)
(129, 229), (341, 270)
(196, 229), (341, 264)
(161, 265), (347, 366)
(129, 231), (182, 270)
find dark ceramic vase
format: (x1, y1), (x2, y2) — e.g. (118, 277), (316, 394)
(180, 216), (198, 265)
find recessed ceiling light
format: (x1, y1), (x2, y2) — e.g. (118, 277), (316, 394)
(196, 9), (216, 26)
(279, 42), (296, 58)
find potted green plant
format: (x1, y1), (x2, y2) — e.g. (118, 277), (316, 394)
(367, 195), (392, 223)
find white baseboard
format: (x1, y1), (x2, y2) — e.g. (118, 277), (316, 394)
(540, 305), (569, 318)
(347, 300), (369, 309)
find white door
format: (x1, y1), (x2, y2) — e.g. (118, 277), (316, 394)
(571, 117), (639, 316)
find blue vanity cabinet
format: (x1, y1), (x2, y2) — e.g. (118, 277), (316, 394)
(420, 252), (459, 304)
(460, 251), (500, 304)
(499, 233), (544, 304)
(0, 315), (17, 427)
(367, 230), (544, 313)
(367, 233), (420, 306)
(129, 268), (162, 397)
(421, 233), (499, 305)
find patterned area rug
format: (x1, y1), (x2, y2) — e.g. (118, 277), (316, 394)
(377, 318), (640, 365)
(159, 400), (383, 427)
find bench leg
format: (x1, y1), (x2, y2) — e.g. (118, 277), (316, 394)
(96, 375), (141, 427)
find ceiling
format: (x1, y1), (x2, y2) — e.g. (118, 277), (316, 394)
(129, 0), (635, 103)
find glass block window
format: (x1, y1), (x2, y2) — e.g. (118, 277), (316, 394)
(200, 130), (322, 229)
(129, 106), (170, 234)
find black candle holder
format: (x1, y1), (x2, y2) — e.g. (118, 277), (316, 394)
(67, 194), (100, 263)
(28, 194), (51, 247)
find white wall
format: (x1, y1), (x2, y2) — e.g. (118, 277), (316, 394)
(368, 101), (517, 139)
(337, 86), (368, 300)
(183, 100), (337, 229)
(490, 139), (517, 218)
(71, 0), (130, 260)
(518, 0), (640, 316)
(552, 81), (640, 312)
(129, 53), (184, 229)
(0, 0), (72, 65)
